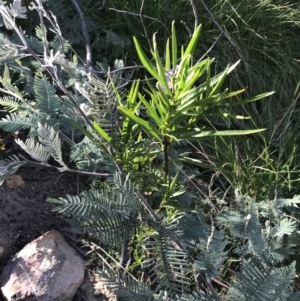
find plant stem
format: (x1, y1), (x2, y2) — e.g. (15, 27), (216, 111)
(163, 136), (169, 180)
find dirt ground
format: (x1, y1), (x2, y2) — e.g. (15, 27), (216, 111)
(0, 166), (106, 300)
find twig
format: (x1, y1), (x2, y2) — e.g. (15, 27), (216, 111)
(120, 240), (129, 269)
(69, 0), (93, 69)
(199, 0), (262, 125)
(163, 0), (169, 49)
(241, 214), (251, 276)
(108, 8), (170, 38)
(18, 154), (112, 177)
(199, 0), (249, 83)
(116, 239), (130, 301)
(180, 20), (192, 37)
(207, 215), (215, 251)
(189, 0), (199, 32)
(139, 0), (152, 50)
(212, 277), (229, 289)
(197, 33), (222, 63)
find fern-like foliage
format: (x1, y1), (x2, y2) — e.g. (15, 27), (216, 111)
(227, 259), (299, 301)
(75, 75), (120, 138)
(0, 96), (30, 114)
(0, 1), (119, 177)
(176, 291), (216, 301)
(217, 193), (300, 267)
(37, 123), (68, 170)
(48, 174), (142, 247)
(141, 232), (192, 297)
(96, 269), (156, 301)
(15, 138), (50, 164)
(0, 33), (19, 61)
(34, 75), (62, 115)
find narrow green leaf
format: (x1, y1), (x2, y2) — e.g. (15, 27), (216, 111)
(183, 24), (202, 56)
(118, 107), (162, 141)
(133, 36), (160, 80)
(69, 119), (94, 140)
(168, 114), (189, 128)
(177, 62), (241, 103)
(179, 63), (206, 93)
(169, 171), (179, 191)
(165, 38), (171, 70)
(152, 34), (170, 92)
(175, 55), (191, 94)
(93, 121), (112, 143)
(145, 84), (169, 114)
(121, 81), (141, 144)
(210, 112), (250, 119)
(177, 94), (218, 111)
(139, 93), (162, 126)
(156, 84), (171, 111)
(127, 80), (140, 108)
(179, 157), (228, 174)
(206, 59), (211, 97)
(171, 21), (178, 69)
(229, 91), (275, 107)
(221, 89), (245, 99)
(209, 65), (228, 96)
(178, 128), (266, 140)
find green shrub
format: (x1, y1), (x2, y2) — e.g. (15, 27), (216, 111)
(0, 1), (299, 300)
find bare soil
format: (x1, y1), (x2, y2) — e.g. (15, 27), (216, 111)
(0, 167), (106, 300)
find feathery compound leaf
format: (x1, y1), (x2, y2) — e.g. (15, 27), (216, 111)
(177, 291), (216, 301)
(113, 172), (144, 211)
(8, 0), (27, 19)
(15, 138), (50, 163)
(75, 75), (119, 137)
(228, 259), (296, 301)
(96, 269), (155, 301)
(0, 96), (21, 112)
(258, 195), (300, 220)
(142, 238), (192, 298)
(0, 65), (24, 100)
(0, 33), (19, 61)
(272, 218), (297, 238)
(48, 180), (140, 247)
(0, 113), (39, 132)
(35, 25), (47, 41)
(38, 123), (68, 170)
(34, 75), (61, 115)
(141, 217), (193, 298)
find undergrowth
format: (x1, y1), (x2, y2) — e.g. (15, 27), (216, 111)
(0, 0), (299, 300)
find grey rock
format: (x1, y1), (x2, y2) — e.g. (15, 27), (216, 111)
(0, 230), (85, 301)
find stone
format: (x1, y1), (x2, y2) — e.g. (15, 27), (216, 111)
(5, 175), (25, 189)
(0, 230), (85, 301)
(76, 274), (108, 301)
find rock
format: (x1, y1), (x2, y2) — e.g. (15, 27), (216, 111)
(76, 274), (108, 301)
(0, 230), (85, 301)
(5, 175), (25, 189)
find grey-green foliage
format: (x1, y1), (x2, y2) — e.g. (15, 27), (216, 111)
(49, 173), (142, 247)
(227, 259), (298, 301)
(0, 0), (118, 180)
(49, 171), (300, 300)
